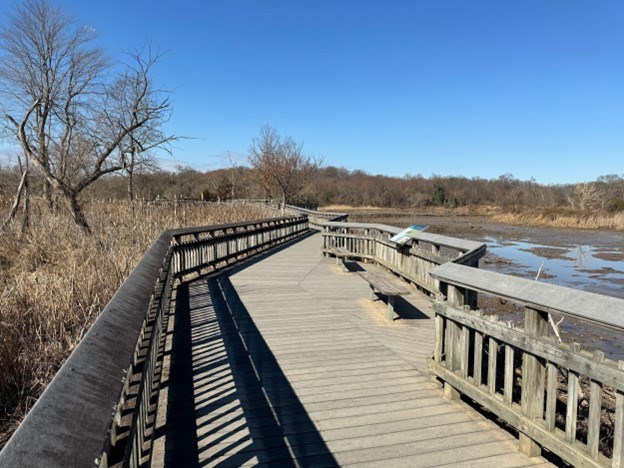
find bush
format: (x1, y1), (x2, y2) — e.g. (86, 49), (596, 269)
(608, 198), (624, 213)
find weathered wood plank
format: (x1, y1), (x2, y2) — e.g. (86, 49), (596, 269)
(358, 270), (411, 296)
(154, 234), (551, 467)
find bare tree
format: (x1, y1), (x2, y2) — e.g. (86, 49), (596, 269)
(566, 182), (600, 211)
(0, 0), (175, 233)
(113, 46), (176, 203)
(248, 125), (323, 211)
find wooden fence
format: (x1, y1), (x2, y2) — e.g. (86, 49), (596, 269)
(282, 204), (348, 229)
(430, 262), (624, 467)
(321, 221), (486, 295)
(321, 220), (624, 466)
(0, 216), (308, 468)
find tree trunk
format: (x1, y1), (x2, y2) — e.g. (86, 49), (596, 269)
(127, 169), (134, 202)
(20, 173), (30, 236)
(1, 164), (29, 232)
(43, 176), (53, 209)
(68, 193), (92, 235)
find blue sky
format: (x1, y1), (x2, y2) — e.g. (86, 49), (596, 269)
(1, 0), (622, 184)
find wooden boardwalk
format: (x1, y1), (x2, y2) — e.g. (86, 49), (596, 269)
(153, 233), (553, 467)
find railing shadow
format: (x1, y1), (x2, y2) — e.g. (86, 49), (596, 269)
(201, 275), (338, 466)
(163, 270), (338, 466)
(163, 281), (200, 465)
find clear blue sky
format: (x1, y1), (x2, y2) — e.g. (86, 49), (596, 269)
(1, 0), (623, 184)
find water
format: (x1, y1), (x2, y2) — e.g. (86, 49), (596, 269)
(483, 237), (624, 299)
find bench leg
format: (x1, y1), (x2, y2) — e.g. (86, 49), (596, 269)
(387, 296), (395, 321)
(370, 287), (377, 301)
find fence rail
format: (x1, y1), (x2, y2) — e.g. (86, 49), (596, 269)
(321, 221), (485, 295)
(282, 204), (348, 228)
(0, 216), (308, 468)
(430, 262), (624, 467)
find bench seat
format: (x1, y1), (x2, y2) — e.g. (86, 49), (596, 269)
(328, 247), (354, 272)
(358, 270), (411, 321)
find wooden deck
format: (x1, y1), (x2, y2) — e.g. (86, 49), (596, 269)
(152, 233), (553, 467)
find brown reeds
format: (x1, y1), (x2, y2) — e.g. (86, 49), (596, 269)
(493, 208), (624, 231)
(0, 198), (272, 445)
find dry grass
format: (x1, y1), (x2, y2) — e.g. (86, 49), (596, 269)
(493, 209), (624, 231)
(321, 203), (624, 231)
(0, 198), (273, 445)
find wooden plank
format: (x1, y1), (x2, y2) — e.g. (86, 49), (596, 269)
(565, 343), (581, 444)
(488, 335), (497, 396)
(545, 362), (557, 432)
(614, 361), (624, 468)
(358, 271), (411, 296)
(153, 234), (552, 467)
(520, 307), (548, 457)
(504, 344), (514, 405)
(474, 310), (484, 386)
(587, 350), (604, 459)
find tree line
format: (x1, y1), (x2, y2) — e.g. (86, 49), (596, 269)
(3, 159), (623, 215)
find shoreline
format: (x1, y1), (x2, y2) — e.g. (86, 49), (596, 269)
(320, 205), (624, 233)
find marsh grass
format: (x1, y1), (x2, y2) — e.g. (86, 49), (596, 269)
(0, 198), (272, 445)
(493, 209), (624, 231)
(321, 203), (624, 231)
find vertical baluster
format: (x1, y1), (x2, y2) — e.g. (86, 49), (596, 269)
(460, 323), (469, 379)
(488, 326), (497, 396)
(613, 361), (624, 468)
(587, 350), (604, 459)
(545, 360), (558, 431)
(504, 342), (514, 405)
(473, 310), (484, 386)
(565, 343), (581, 444)
(443, 284), (461, 400)
(520, 306), (548, 457)
(434, 312), (444, 362)
(460, 305), (470, 380)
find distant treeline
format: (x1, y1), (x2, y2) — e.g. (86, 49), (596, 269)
(1, 164), (623, 212)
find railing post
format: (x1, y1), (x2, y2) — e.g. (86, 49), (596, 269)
(444, 284), (465, 400)
(519, 306), (549, 457)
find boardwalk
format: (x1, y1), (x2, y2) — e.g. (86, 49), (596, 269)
(153, 233), (552, 467)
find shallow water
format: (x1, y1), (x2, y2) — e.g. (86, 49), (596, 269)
(483, 237), (624, 299)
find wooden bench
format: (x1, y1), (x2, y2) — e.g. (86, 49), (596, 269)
(328, 246), (354, 272)
(358, 270), (411, 321)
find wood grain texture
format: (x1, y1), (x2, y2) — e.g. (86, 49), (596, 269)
(152, 234), (551, 467)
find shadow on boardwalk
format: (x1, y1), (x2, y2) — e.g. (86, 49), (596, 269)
(163, 275), (338, 467)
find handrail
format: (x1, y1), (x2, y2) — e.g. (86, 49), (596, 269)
(282, 204), (348, 229)
(320, 214), (624, 465)
(432, 262), (624, 331)
(0, 215), (308, 468)
(321, 221), (486, 295)
(430, 261), (624, 467)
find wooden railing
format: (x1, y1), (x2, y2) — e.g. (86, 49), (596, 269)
(0, 216), (308, 468)
(321, 221), (486, 295)
(429, 262), (624, 467)
(282, 204), (348, 229)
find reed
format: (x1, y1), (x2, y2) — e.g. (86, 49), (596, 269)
(0, 198), (272, 445)
(493, 209), (624, 231)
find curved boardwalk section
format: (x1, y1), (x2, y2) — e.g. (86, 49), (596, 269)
(154, 233), (552, 467)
